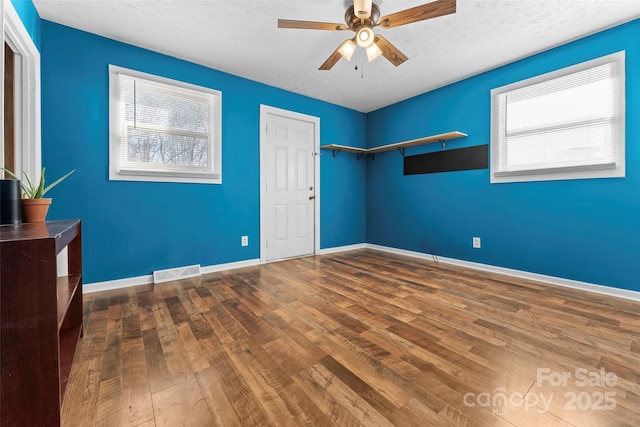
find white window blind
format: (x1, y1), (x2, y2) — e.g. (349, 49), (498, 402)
(491, 51), (625, 183)
(109, 65), (222, 184)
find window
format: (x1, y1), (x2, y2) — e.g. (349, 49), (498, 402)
(109, 65), (221, 184)
(491, 51), (625, 183)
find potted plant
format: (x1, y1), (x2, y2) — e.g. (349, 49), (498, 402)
(1, 167), (75, 223)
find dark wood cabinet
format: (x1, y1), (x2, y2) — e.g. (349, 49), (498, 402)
(0, 220), (83, 426)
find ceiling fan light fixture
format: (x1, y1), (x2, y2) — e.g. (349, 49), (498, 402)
(353, 0), (372, 19)
(279, 0), (458, 71)
(338, 39), (356, 61)
(366, 42), (382, 62)
(356, 26), (375, 48)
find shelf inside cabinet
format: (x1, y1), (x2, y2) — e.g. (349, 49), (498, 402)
(1, 219), (83, 426)
(57, 273), (82, 330)
(58, 323), (83, 401)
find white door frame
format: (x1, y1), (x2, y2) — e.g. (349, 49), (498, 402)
(2, 1), (41, 180)
(259, 105), (320, 264)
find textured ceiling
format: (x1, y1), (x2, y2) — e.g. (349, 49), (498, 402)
(33, 0), (640, 113)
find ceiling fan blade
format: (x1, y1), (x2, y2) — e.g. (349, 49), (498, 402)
(378, 0), (456, 29)
(319, 47), (344, 71)
(278, 19), (348, 31)
(374, 35), (408, 67)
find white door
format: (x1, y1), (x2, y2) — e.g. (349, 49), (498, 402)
(262, 109), (317, 261)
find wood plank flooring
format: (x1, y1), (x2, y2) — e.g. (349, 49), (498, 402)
(61, 249), (640, 426)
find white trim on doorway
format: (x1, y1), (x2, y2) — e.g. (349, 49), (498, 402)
(3, 1), (41, 179)
(259, 105), (320, 264)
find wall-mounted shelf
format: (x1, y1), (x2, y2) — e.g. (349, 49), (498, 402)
(321, 131), (468, 160)
(321, 144), (368, 160)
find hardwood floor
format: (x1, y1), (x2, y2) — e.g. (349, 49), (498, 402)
(61, 249), (640, 426)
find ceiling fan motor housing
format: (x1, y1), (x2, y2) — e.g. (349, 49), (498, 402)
(354, 0), (373, 19)
(345, 3), (381, 30)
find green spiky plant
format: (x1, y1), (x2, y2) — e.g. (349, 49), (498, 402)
(1, 167), (75, 199)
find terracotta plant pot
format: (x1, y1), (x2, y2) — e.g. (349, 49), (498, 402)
(21, 198), (52, 223)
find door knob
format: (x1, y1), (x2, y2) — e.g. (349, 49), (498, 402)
(309, 195), (315, 200)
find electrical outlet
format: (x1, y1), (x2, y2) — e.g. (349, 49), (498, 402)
(473, 237), (481, 249)
(241, 236), (248, 247)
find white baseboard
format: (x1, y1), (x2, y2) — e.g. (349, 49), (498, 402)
(84, 258), (261, 294)
(83, 274), (154, 294)
(84, 244), (640, 303)
(200, 258), (261, 274)
(318, 243), (367, 255)
(365, 244), (640, 302)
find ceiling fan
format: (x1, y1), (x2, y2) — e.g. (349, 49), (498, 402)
(278, 0), (456, 70)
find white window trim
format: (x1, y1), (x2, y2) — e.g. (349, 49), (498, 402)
(109, 65), (222, 184)
(490, 51), (625, 184)
(1, 1), (41, 181)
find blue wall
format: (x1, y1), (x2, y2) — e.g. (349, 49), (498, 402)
(366, 19), (640, 292)
(31, 9), (640, 293)
(9, 0), (41, 49)
(41, 21), (366, 284)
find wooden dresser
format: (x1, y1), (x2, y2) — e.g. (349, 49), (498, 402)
(0, 220), (83, 426)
